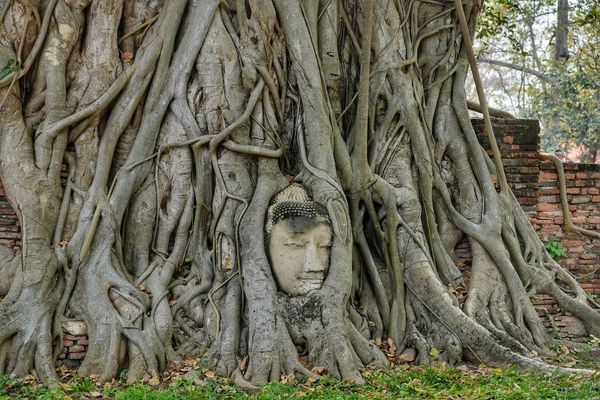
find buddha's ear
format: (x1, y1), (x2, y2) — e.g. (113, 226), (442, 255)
(327, 199), (349, 244)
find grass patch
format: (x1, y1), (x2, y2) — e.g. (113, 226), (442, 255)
(1, 363), (599, 399)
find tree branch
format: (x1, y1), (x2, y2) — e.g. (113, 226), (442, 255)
(477, 57), (555, 83)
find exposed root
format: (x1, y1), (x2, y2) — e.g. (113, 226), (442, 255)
(0, 0), (598, 386)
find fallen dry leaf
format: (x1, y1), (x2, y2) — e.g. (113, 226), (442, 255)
(121, 52), (133, 63)
(148, 377), (160, 386)
(311, 366), (326, 375)
(204, 370), (216, 378)
(280, 374), (296, 383)
(387, 337), (397, 356)
(59, 383), (73, 392)
(239, 355), (249, 372)
(562, 359), (577, 368)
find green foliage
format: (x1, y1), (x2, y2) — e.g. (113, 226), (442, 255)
(476, 1), (600, 160)
(544, 241), (567, 260)
(1, 365), (599, 399)
(428, 347), (440, 359)
(477, 0), (522, 54)
(118, 368), (128, 383)
(586, 292), (598, 301)
(535, 64), (600, 161)
(0, 59), (20, 80)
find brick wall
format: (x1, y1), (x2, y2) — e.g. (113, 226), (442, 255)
(471, 118), (541, 213)
(532, 161), (600, 296)
(473, 118), (600, 338)
(58, 335), (88, 363)
(0, 185), (20, 250)
(471, 118), (600, 299)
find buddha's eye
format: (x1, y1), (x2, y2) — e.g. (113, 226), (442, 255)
(285, 242), (304, 249)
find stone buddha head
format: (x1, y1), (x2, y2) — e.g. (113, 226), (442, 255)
(265, 184), (333, 297)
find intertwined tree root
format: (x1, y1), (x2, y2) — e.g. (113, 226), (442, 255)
(0, 0), (598, 385)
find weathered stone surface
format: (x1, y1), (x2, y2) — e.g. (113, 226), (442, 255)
(62, 320), (87, 336)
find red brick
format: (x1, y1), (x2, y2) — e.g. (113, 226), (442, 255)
(518, 167), (538, 174)
(63, 340), (73, 347)
(540, 227), (561, 233)
(537, 211), (562, 219)
(572, 195), (592, 204)
(536, 219), (557, 225)
(578, 259), (596, 265)
(566, 188), (581, 194)
(572, 211), (591, 217)
(503, 135), (514, 144)
(576, 180), (589, 187)
(538, 203), (559, 212)
(519, 198), (537, 205)
(539, 172), (558, 180)
(563, 240), (587, 246)
(593, 196), (600, 202)
(69, 352), (86, 360)
(68, 345), (85, 353)
(539, 161), (556, 170)
(540, 187), (560, 195)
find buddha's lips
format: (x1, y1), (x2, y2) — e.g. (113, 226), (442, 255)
(299, 275), (325, 288)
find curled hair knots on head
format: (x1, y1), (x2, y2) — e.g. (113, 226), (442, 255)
(265, 184), (331, 234)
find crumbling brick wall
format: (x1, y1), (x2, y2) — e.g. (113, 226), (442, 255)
(58, 335), (89, 363)
(471, 118), (600, 299)
(532, 161), (600, 337)
(532, 161), (600, 288)
(0, 185), (20, 250)
(472, 118), (600, 338)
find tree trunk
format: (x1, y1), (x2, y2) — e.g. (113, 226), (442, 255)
(0, 0), (597, 384)
(555, 0), (569, 61)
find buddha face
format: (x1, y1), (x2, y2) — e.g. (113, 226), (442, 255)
(268, 216), (333, 296)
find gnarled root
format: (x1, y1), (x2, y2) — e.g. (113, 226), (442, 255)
(0, 250), (60, 381)
(278, 292), (387, 383)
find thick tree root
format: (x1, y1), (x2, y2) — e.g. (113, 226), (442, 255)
(0, 0), (598, 386)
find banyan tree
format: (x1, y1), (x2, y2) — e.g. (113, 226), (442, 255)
(0, 0), (598, 386)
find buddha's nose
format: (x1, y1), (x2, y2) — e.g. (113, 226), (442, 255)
(304, 241), (325, 273)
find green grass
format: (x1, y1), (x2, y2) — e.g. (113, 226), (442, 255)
(1, 364), (599, 400)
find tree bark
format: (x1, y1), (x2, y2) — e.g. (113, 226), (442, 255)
(555, 0), (569, 61)
(0, 0), (597, 384)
